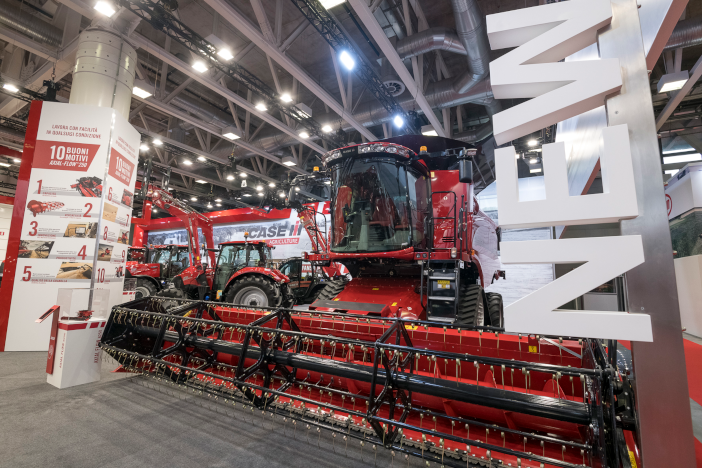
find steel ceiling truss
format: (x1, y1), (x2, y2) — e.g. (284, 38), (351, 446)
(118, 0), (342, 148)
(100, 297), (622, 468)
(289, 0), (417, 135)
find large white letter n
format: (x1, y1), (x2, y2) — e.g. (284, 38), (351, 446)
(487, 0), (622, 144)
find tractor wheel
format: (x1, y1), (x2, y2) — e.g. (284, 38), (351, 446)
(225, 275), (282, 307)
(315, 279), (348, 302)
(135, 279), (157, 299)
(281, 283), (295, 308)
(455, 283), (486, 328)
(486, 292), (504, 328)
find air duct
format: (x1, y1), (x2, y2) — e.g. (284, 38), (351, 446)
(396, 27), (466, 60)
(0, 0), (62, 48)
(664, 16), (702, 51)
(449, 0), (490, 94)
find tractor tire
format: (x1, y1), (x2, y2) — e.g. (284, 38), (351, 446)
(315, 279), (348, 302)
(455, 283), (486, 328)
(135, 278), (157, 299)
(281, 283), (295, 308)
(486, 292), (504, 328)
(224, 275), (282, 307)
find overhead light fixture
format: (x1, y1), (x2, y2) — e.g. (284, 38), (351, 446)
(132, 86), (152, 99)
(241, 180), (247, 188)
(207, 203), (213, 208)
(226, 174), (234, 181)
(183, 160), (192, 165)
(195, 179), (207, 184)
(530, 168), (542, 173)
(255, 102), (268, 112)
(529, 158), (538, 164)
(663, 153), (702, 164)
(215, 198), (222, 202)
(299, 131), (309, 139)
(217, 48), (234, 61)
(197, 156), (206, 162)
(280, 93), (293, 103)
(294, 102), (312, 119)
(294, 187), (300, 192)
(257, 192), (264, 196)
(2, 83), (18, 93)
(278, 192), (286, 198)
(319, 0), (345, 9)
(527, 139), (538, 147)
(421, 125), (438, 136)
(13, 158), (20, 163)
(531, 148), (542, 153)
(665, 169), (680, 176)
(152, 208), (158, 212)
(256, 185), (263, 191)
(393, 115), (404, 128)
(321, 125), (333, 133)
(663, 147), (695, 154)
(192, 60), (209, 73)
(216, 203), (222, 207)
(282, 155), (296, 166)
(657, 70), (689, 93)
(240, 172), (247, 178)
(191, 197), (198, 201)
(324, 180), (331, 185)
(222, 126), (242, 140)
(0, 162), (10, 167)
(268, 182), (276, 187)
(139, 144), (149, 151)
(94, 0), (115, 17)
(243, 193), (252, 197)
(339, 50), (355, 70)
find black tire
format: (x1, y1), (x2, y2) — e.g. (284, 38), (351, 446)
(315, 279), (348, 302)
(224, 275), (282, 307)
(135, 278), (157, 299)
(486, 292), (504, 328)
(281, 283), (295, 308)
(455, 283), (486, 327)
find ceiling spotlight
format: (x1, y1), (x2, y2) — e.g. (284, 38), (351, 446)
(132, 86), (152, 99)
(393, 115), (404, 128)
(152, 208), (158, 213)
(421, 124), (438, 136)
(183, 160), (192, 165)
(319, 0), (345, 9)
(197, 156), (206, 162)
(13, 158), (20, 163)
(2, 83), (18, 93)
(226, 174), (234, 181)
(153, 139), (162, 146)
(215, 198), (222, 202)
(195, 179), (207, 184)
(529, 158), (538, 164)
(217, 48), (234, 61)
(530, 168), (542, 173)
(240, 172), (247, 178)
(294, 187), (300, 192)
(0, 162), (9, 167)
(256, 185), (263, 191)
(192, 60), (209, 73)
(216, 203), (222, 207)
(93, 0), (115, 17)
(222, 126), (242, 140)
(339, 50), (355, 70)
(255, 102), (268, 112)
(280, 93), (293, 103)
(268, 182), (276, 187)
(207, 203), (213, 208)
(282, 155), (296, 166)
(191, 197), (198, 201)
(299, 131), (309, 139)
(140, 144), (149, 151)
(658, 70), (689, 93)
(257, 192), (264, 197)
(243, 193), (252, 197)
(278, 192), (286, 198)
(527, 139), (538, 147)
(321, 125), (332, 133)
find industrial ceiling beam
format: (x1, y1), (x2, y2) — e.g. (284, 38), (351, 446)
(201, 0), (377, 141)
(346, 0), (446, 137)
(0, 25), (58, 61)
(656, 53), (702, 130)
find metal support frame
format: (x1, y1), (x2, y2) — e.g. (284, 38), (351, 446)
(599, 0), (696, 465)
(289, 0), (417, 134)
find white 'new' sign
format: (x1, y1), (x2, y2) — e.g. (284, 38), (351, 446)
(487, 0), (653, 341)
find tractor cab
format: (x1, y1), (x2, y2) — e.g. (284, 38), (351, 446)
(145, 245), (191, 278)
(126, 244), (191, 298)
(127, 246), (146, 264)
(211, 240), (272, 296)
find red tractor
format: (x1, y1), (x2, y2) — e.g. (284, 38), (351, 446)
(126, 244), (191, 298)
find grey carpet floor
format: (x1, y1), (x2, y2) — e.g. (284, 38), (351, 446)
(0, 352), (390, 468)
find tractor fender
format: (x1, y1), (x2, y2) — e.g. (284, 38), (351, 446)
(126, 263), (160, 278)
(177, 265), (210, 287)
(224, 268), (289, 294)
(126, 273), (160, 291)
(469, 256), (485, 288)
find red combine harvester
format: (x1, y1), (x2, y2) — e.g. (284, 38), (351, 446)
(104, 137), (636, 468)
(71, 176), (103, 197)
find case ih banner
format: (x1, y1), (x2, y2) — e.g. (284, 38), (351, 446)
(146, 202), (330, 260)
(0, 102), (140, 352)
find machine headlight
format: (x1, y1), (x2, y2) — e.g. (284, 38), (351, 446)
(450, 247), (457, 259)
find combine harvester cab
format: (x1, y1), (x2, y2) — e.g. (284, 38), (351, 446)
(102, 136), (639, 468)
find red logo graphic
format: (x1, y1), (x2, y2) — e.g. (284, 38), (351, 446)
(33, 140), (101, 172)
(666, 194), (672, 216)
(108, 148), (135, 186)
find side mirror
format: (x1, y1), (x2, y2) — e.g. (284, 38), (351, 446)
(458, 158), (473, 183)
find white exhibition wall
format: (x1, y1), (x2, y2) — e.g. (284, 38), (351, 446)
(0, 202), (11, 262)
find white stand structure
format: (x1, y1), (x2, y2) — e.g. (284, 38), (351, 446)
(46, 318), (106, 389)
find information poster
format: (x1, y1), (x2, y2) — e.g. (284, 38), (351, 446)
(3, 102), (140, 351)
